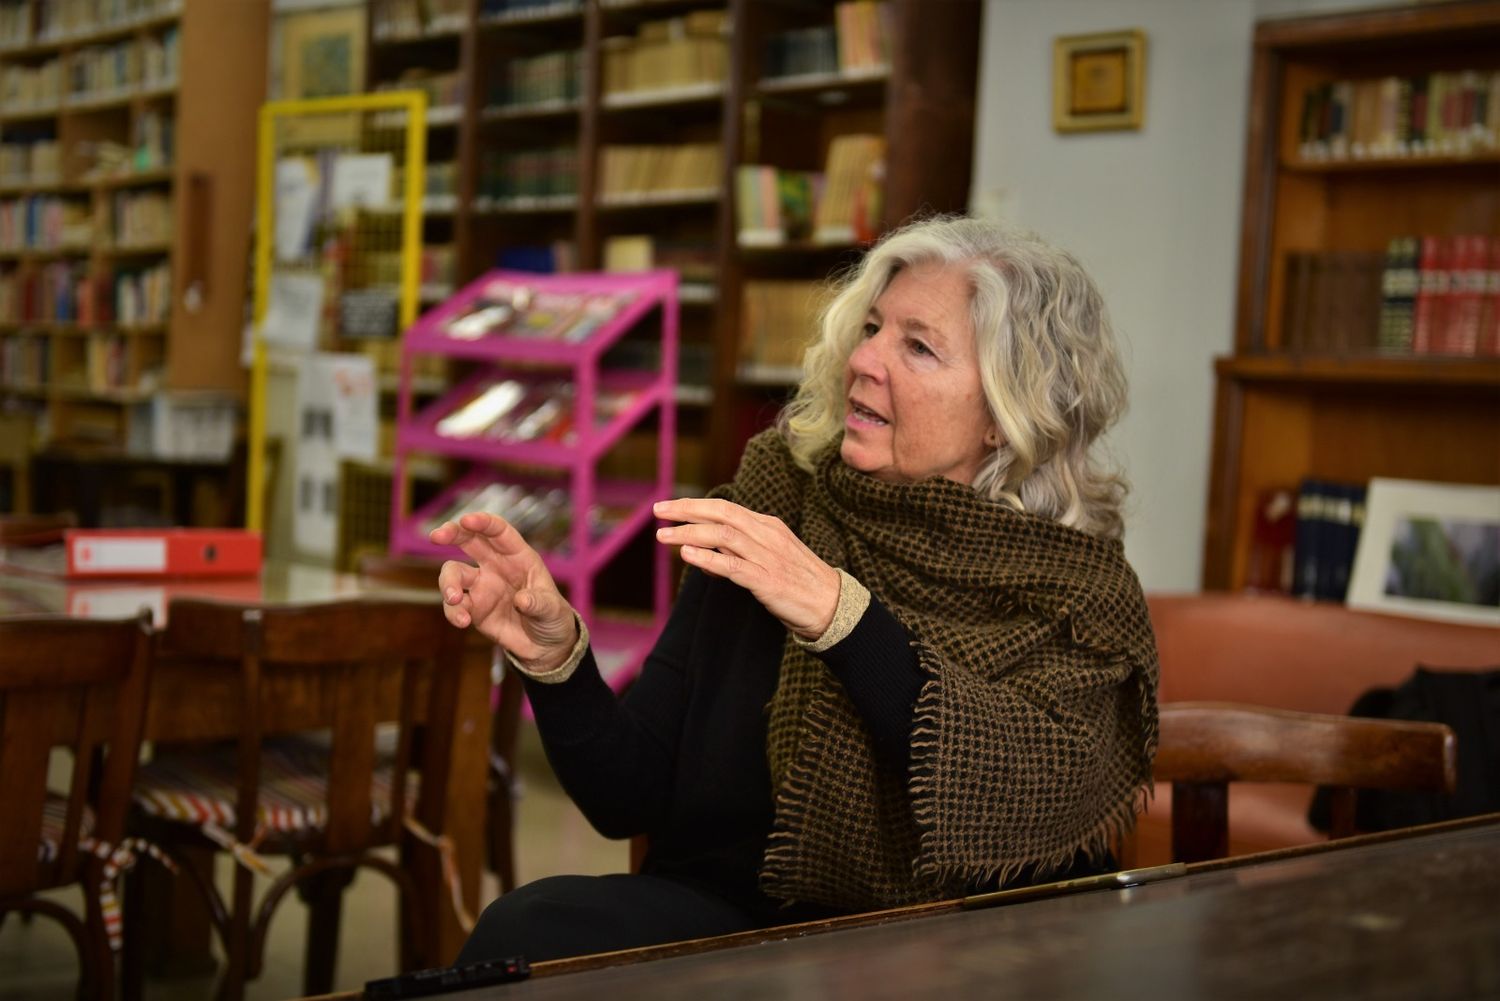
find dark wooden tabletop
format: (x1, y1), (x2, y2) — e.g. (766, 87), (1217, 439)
(422, 816), (1500, 1001)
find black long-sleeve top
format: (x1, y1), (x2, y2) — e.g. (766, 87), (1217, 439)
(520, 567), (922, 920)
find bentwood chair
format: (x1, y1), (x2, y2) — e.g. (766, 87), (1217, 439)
(122, 598), (467, 1001)
(1150, 701), (1458, 864)
(355, 552), (525, 893)
(0, 612), (153, 1001)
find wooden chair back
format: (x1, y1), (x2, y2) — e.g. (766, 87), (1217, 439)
(0, 612), (153, 893)
(0, 612), (153, 998)
(355, 553), (523, 891)
(1154, 701), (1458, 863)
(158, 597), (467, 857)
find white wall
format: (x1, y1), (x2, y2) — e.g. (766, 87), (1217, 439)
(972, 0), (1411, 591)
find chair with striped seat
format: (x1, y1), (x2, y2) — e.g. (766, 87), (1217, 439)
(0, 612), (153, 1001)
(123, 597), (467, 1001)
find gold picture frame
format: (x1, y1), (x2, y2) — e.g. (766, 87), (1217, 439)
(1053, 30), (1146, 133)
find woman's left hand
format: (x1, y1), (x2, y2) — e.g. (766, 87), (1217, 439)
(653, 498), (840, 641)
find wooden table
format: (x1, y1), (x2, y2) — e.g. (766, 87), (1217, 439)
(414, 816), (1500, 1000)
(0, 559), (491, 967)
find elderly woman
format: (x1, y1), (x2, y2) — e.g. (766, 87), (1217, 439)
(435, 215), (1159, 964)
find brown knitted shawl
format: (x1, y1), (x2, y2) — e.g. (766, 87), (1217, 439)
(711, 431), (1159, 911)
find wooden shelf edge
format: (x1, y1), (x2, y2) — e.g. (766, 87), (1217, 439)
(1255, 0), (1500, 50)
(1215, 353), (1500, 386)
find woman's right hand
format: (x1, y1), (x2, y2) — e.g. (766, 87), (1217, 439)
(430, 511), (579, 674)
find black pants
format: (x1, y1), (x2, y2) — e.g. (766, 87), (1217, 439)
(454, 874), (765, 965)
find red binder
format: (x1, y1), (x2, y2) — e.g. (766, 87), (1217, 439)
(64, 529), (263, 578)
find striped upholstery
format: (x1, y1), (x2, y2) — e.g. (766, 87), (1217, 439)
(37, 793), (94, 863)
(133, 735), (416, 835)
(36, 792), (170, 951)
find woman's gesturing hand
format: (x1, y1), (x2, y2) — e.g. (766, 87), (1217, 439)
(430, 511), (578, 674)
(653, 498), (840, 641)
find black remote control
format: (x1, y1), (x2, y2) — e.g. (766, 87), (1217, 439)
(364, 956), (530, 999)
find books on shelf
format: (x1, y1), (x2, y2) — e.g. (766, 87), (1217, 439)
(441, 280), (637, 344)
(761, 1), (892, 80)
(1291, 479), (1368, 604)
(739, 280), (823, 372)
(597, 142), (720, 200)
(813, 134), (884, 244)
(601, 9), (727, 97)
(1297, 69), (1500, 161)
(1281, 250), (1385, 354)
(734, 165), (822, 246)
(1289, 235), (1500, 357)
(602, 234), (715, 286)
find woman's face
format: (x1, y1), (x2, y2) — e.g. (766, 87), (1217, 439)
(840, 261), (998, 486)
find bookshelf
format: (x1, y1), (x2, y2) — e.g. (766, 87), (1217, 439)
(1203, 0), (1500, 592)
(389, 267), (678, 689)
(0, 0), (267, 457)
(366, 0), (981, 493)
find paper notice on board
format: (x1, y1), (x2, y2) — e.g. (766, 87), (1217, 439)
(330, 153), (394, 210)
(292, 358), (338, 556)
(324, 352), (378, 462)
(262, 272), (323, 350)
(274, 157), (318, 262)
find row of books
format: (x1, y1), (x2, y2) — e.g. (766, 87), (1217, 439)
(739, 280), (822, 371)
(481, 0), (581, 18)
(1379, 234), (1500, 357)
(375, 67), (464, 113)
(489, 49), (582, 109)
(735, 166), (820, 245)
(106, 188), (170, 246)
(762, 1), (891, 80)
(1283, 236), (1500, 357)
(601, 10), (727, 97)
(1244, 480), (1368, 602)
(420, 479), (629, 555)
(734, 134), (884, 246)
(84, 331), (128, 391)
(114, 261), (169, 326)
(1, 59), (62, 108)
(601, 234), (715, 285)
(434, 378), (639, 444)
(0, 195), (92, 251)
(1297, 70), (1500, 161)
(0, 260), (169, 326)
(66, 27), (177, 96)
(477, 147), (578, 202)
(32, 0), (179, 44)
(442, 279), (636, 344)
(371, 0), (466, 40)
(0, 2), (27, 45)
(597, 142), (720, 199)
(0, 141), (61, 186)
(0, 333), (49, 387)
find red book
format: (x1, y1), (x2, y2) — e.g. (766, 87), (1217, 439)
(1447, 234), (1486, 356)
(1410, 236), (1447, 354)
(1479, 236), (1500, 358)
(63, 528), (263, 578)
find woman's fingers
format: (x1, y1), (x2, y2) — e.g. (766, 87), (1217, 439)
(436, 560), (480, 605)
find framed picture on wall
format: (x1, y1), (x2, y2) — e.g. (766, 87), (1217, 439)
(1053, 29), (1146, 133)
(1346, 478), (1500, 626)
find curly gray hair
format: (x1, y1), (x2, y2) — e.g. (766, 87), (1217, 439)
(777, 214), (1129, 539)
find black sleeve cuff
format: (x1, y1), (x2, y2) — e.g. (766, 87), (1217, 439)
(817, 595), (924, 771)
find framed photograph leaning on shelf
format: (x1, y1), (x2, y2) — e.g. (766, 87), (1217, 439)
(1052, 29), (1146, 133)
(1347, 478), (1500, 627)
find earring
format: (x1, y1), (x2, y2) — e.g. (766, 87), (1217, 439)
(985, 429), (1000, 447)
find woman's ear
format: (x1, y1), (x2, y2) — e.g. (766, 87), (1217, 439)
(985, 425), (1004, 448)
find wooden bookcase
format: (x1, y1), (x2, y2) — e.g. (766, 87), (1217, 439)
(0, 0), (267, 451)
(365, 0), (982, 492)
(1203, 0), (1500, 592)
